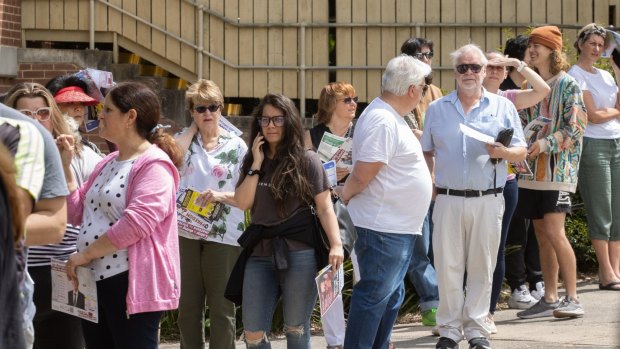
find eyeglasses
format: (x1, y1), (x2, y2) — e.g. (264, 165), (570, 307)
(414, 51), (434, 60)
(340, 96), (359, 104)
(258, 115), (286, 127)
(19, 107), (51, 121)
(456, 64), (483, 74)
(193, 104), (220, 113)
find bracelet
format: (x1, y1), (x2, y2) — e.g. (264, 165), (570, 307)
(516, 61), (526, 73)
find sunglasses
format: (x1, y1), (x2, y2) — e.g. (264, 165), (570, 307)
(193, 104), (220, 113)
(340, 96), (359, 104)
(456, 64), (483, 74)
(486, 65), (505, 71)
(414, 51), (434, 59)
(19, 107), (52, 121)
(258, 115), (286, 127)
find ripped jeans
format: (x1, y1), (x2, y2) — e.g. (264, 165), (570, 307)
(242, 249), (318, 349)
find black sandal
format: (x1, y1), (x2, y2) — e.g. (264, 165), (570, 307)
(599, 281), (620, 291)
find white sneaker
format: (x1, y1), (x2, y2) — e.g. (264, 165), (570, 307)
(530, 281), (545, 301)
(484, 313), (498, 334)
(507, 285), (537, 309)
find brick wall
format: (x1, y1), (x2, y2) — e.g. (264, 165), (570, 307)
(0, 62), (82, 93)
(0, 0), (21, 47)
(0, 60), (116, 154)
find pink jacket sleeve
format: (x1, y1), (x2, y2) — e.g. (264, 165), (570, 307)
(66, 186), (87, 226)
(106, 161), (178, 249)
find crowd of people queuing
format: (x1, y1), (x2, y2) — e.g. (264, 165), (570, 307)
(1, 22), (619, 349)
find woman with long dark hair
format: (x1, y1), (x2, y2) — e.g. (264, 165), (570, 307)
(231, 94), (343, 348)
(59, 82), (183, 348)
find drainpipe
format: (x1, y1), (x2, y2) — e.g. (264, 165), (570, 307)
(197, 5), (204, 80)
(299, 24), (306, 118)
(89, 0), (95, 49)
(113, 32), (118, 63)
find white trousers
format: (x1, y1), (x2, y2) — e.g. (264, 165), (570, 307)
(321, 249), (359, 346)
(432, 194), (504, 342)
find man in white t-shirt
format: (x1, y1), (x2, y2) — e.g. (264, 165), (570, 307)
(336, 54), (432, 348)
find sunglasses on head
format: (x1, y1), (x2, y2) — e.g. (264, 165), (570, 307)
(456, 64), (483, 74)
(581, 25), (606, 38)
(19, 107), (52, 121)
(193, 104), (220, 113)
(258, 115), (286, 127)
(414, 51), (434, 59)
(340, 96), (359, 104)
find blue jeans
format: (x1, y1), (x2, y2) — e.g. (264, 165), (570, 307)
(490, 178), (518, 313)
(406, 203), (439, 312)
(344, 228), (416, 349)
(242, 249), (318, 349)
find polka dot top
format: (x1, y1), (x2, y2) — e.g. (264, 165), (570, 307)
(78, 157), (133, 280)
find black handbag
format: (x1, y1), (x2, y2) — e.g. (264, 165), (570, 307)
(490, 127), (514, 195)
(312, 197), (357, 259)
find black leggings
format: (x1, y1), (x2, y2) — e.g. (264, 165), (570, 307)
(81, 272), (163, 349)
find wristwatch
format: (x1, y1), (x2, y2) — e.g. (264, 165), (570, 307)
(247, 169), (263, 176)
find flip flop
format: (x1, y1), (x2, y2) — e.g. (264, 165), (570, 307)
(599, 281), (620, 291)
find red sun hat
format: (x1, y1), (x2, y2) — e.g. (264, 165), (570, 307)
(54, 86), (99, 106)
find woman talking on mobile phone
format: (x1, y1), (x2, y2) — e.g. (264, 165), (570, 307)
(228, 93), (343, 349)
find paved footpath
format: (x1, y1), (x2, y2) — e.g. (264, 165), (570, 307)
(161, 280), (620, 348)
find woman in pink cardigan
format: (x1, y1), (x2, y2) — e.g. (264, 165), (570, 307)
(58, 82), (183, 348)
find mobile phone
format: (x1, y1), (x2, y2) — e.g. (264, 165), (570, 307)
(612, 49), (620, 67)
(257, 131), (265, 152)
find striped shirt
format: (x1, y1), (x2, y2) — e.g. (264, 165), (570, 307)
(0, 116), (45, 283)
(0, 116), (45, 201)
(28, 146), (102, 266)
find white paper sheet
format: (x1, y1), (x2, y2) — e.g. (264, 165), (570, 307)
(459, 123), (495, 144)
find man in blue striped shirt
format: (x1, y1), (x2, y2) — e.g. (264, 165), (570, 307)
(421, 44), (526, 349)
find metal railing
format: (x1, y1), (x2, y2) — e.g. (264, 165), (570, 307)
(89, 0), (604, 116)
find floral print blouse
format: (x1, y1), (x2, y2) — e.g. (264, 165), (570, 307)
(178, 130), (248, 245)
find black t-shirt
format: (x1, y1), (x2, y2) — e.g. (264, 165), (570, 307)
(251, 150), (330, 226)
(500, 76), (519, 91)
(251, 151), (330, 256)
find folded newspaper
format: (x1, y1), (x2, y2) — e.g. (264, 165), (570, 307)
(603, 30), (620, 58)
(322, 160), (338, 187)
(315, 264), (344, 316)
(176, 187), (225, 240)
(523, 116), (552, 147)
(511, 160), (533, 176)
(316, 132), (353, 170)
(51, 258), (98, 323)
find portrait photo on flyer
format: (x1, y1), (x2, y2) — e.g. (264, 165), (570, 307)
(51, 258), (98, 323)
